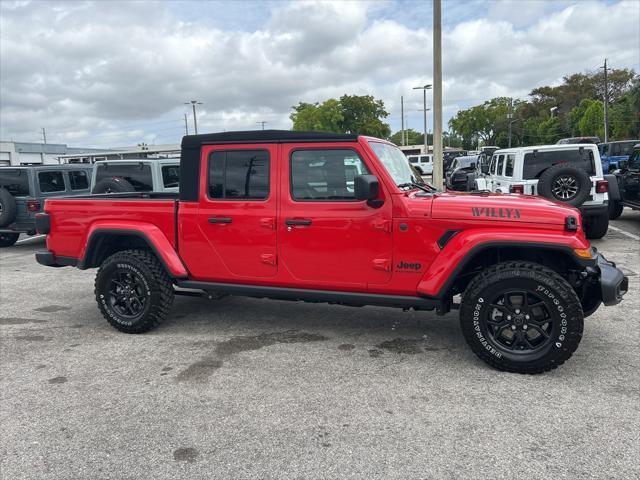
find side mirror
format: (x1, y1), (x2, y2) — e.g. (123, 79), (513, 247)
(618, 160), (629, 171)
(354, 174), (379, 201)
(470, 163), (476, 169)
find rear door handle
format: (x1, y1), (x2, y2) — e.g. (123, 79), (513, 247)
(285, 218), (312, 226)
(208, 217), (232, 224)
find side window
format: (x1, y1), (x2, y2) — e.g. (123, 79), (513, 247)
(38, 171), (66, 193)
(495, 155), (504, 175)
(489, 155), (497, 174)
(208, 150), (269, 200)
(628, 150), (640, 168)
(162, 165), (180, 188)
(504, 154), (515, 177)
(68, 170), (89, 190)
(290, 149), (369, 201)
(0, 169), (29, 196)
(601, 144), (609, 156)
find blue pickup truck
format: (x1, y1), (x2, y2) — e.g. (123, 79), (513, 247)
(598, 140), (639, 173)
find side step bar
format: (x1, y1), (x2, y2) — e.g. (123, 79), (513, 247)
(176, 280), (447, 312)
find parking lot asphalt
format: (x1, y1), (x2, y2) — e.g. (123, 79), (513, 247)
(1, 211), (638, 480)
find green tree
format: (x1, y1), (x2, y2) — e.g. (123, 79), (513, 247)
(290, 95), (390, 137)
(388, 128), (423, 146)
(578, 101), (604, 138)
(537, 117), (562, 144)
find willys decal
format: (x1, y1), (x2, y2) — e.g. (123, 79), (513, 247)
(471, 207), (521, 219)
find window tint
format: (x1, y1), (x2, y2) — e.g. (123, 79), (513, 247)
(408, 156), (419, 164)
(628, 149), (640, 168)
(208, 150), (269, 199)
(522, 149), (594, 179)
(290, 149), (369, 201)
(496, 155), (505, 176)
(0, 169), (29, 196)
(619, 142), (636, 156)
(95, 163), (153, 191)
(601, 144), (609, 155)
(489, 155), (497, 174)
(162, 165), (180, 188)
(38, 171), (65, 192)
(505, 154), (515, 177)
(68, 170), (89, 190)
(420, 156), (430, 162)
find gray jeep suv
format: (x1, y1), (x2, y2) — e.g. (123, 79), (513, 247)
(0, 165), (93, 247)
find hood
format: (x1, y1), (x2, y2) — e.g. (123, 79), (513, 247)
(431, 192), (580, 226)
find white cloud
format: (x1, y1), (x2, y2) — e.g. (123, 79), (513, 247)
(0, 0), (638, 147)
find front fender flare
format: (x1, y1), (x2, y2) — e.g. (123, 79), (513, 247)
(417, 229), (591, 298)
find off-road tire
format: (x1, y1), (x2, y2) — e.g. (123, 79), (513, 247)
(94, 249), (174, 333)
(584, 212), (609, 239)
(92, 177), (135, 194)
(537, 164), (591, 207)
(608, 201), (623, 220)
(460, 261), (583, 374)
(0, 232), (19, 247)
(0, 187), (17, 227)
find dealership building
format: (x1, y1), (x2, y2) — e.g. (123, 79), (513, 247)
(0, 141), (108, 166)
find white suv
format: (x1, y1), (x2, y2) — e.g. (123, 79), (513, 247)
(91, 158), (180, 194)
(407, 154), (433, 175)
(474, 144), (611, 239)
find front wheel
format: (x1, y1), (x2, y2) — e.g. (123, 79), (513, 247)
(94, 249), (174, 333)
(460, 262), (584, 374)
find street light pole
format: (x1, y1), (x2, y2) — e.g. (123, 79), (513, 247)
(413, 84), (432, 155)
(257, 121), (267, 130)
(185, 100), (203, 134)
(400, 96), (405, 146)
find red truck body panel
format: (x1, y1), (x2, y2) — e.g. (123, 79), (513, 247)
(42, 135), (591, 299)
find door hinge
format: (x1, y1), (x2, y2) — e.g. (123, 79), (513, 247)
(372, 219), (392, 233)
(372, 258), (391, 272)
(260, 217), (276, 230)
(261, 253), (277, 266)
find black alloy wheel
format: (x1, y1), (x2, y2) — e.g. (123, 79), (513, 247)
(107, 269), (148, 320)
(483, 289), (555, 353)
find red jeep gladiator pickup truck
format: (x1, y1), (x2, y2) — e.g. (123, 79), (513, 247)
(35, 130), (628, 373)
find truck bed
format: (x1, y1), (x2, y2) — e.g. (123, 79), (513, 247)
(44, 194), (178, 261)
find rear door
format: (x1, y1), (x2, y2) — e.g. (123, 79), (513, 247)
(278, 144), (393, 290)
(187, 144), (278, 281)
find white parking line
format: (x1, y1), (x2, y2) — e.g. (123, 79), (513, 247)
(16, 234), (46, 245)
(609, 225), (640, 241)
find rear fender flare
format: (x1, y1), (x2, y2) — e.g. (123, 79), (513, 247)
(80, 222), (188, 278)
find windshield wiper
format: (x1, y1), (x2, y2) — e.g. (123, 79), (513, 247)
(397, 181), (434, 193)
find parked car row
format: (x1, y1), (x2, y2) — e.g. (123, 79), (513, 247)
(0, 158), (180, 246)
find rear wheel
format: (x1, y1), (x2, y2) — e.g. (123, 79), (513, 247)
(0, 187), (17, 227)
(94, 249), (174, 333)
(460, 261), (583, 374)
(0, 232), (19, 247)
(608, 201), (623, 220)
(584, 212), (609, 239)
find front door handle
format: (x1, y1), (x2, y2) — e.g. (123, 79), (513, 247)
(208, 217), (232, 224)
(285, 218), (312, 226)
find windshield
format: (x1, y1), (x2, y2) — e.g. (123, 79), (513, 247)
(368, 141), (423, 186)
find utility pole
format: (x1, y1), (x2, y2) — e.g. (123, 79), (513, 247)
(413, 84), (432, 155)
(603, 58), (609, 142)
(41, 127), (47, 144)
(257, 121), (267, 130)
(400, 96), (405, 145)
(185, 100), (202, 134)
(507, 98), (513, 148)
(432, 0), (444, 189)
(183, 113), (189, 135)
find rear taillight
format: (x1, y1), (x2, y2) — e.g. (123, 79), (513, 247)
(27, 200), (41, 212)
(596, 180), (608, 193)
(510, 184), (524, 194)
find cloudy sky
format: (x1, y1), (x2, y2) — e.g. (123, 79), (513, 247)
(0, 0), (638, 148)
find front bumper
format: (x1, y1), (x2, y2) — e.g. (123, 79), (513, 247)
(594, 252), (628, 306)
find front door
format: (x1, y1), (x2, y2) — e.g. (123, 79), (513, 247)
(278, 144), (393, 290)
(187, 144), (278, 281)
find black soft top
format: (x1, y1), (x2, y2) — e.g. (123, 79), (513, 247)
(181, 130), (358, 149)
